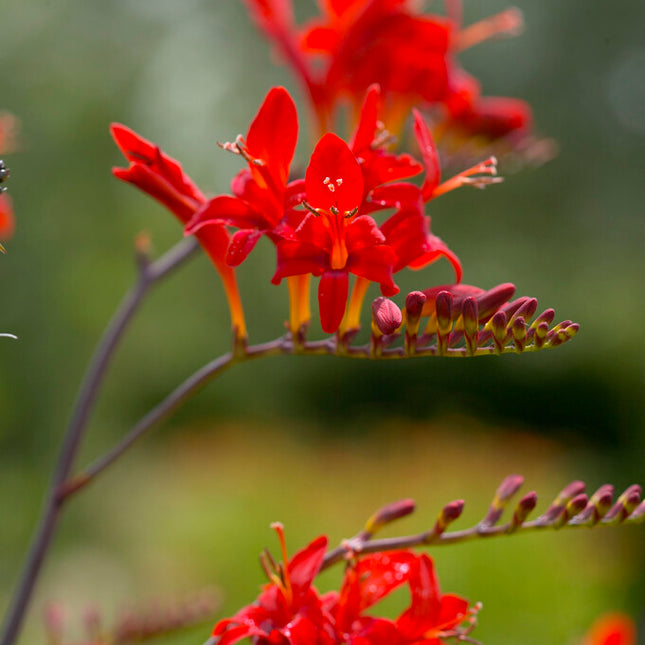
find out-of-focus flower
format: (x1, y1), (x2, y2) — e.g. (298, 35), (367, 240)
(211, 531), (478, 645)
(583, 613), (636, 645)
(0, 112), (19, 242)
(211, 524), (331, 645)
(243, 0), (533, 151)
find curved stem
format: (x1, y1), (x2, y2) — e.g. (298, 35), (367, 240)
(0, 237), (198, 645)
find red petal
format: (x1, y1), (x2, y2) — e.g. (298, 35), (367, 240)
(435, 594), (470, 631)
(246, 87), (298, 191)
(288, 535), (328, 595)
(396, 554), (442, 639)
(454, 96), (532, 139)
(300, 22), (340, 53)
(110, 123), (205, 210)
(0, 193), (15, 239)
(273, 240), (328, 284)
(346, 245), (398, 295)
(344, 215), (385, 251)
(366, 183), (423, 213)
(306, 133), (363, 214)
(318, 270), (349, 333)
(226, 229), (264, 266)
(294, 212), (332, 252)
(196, 223), (232, 267)
(186, 195), (264, 234)
(350, 84), (380, 154)
(243, 0), (295, 34)
(412, 110), (441, 201)
(337, 551), (416, 631)
(407, 233), (462, 283)
(380, 208), (429, 272)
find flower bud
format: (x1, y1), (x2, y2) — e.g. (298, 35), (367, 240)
(371, 297), (402, 336)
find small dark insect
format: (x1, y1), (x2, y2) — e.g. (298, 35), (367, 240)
(0, 160), (9, 192)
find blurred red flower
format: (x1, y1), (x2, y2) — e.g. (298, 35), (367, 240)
(212, 530), (477, 645)
(244, 0), (532, 145)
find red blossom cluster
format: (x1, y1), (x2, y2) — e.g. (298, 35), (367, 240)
(112, 85), (502, 337)
(0, 111), (18, 242)
(211, 524), (477, 645)
(243, 0), (532, 147)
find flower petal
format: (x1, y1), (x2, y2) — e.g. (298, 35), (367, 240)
(318, 270), (349, 333)
(226, 229), (264, 267)
(412, 110), (441, 201)
(306, 133), (363, 214)
(186, 195), (264, 235)
(246, 86), (299, 190)
(288, 535), (328, 596)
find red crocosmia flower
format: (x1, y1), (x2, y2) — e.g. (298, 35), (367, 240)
(185, 86), (299, 267)
(245, 0), (533, 145)
(211, 524), (333, 645)
(442, 68), (532, 143)
(111, 124), (247, 337)
(584, 614), (636, 645)
(273, 133), (398, 333)
(323, 551), (476, 645)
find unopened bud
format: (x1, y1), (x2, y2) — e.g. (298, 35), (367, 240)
(571, 485), (613, 525)
(508, 491), (538, 532)
(481, 474), (524, 527)
(554, 480), (586, 506)
(627, 499), (645, 523)
(405, 291), (426, 333)
(563, 493), (589, 523)
(604, 484), (642, 523)
(432, 499), (464, 537)
(364, 498), (416, 534)
(435, 291), (453, 334)
(511, 316), (527, 350)
(371, 297), (402, 336)
(477, 283), (516, 319)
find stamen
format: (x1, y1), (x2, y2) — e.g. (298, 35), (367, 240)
(344, 207), (359, 219)
(455, 8), (524, 51)
(330, 206), (340, 215)
(302, 200), (321, 216)
(432, 156), (503, 198)
(270, 522), (293, 605)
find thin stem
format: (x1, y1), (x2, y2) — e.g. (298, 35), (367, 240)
(320, 513), (632, 571)
(0, 237), (198, 645)
(61, 337), (288, 499)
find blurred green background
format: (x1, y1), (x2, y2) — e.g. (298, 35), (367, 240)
(1, 1), (644, 644)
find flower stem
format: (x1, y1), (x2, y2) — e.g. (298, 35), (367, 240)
(0, 237), (198, 645)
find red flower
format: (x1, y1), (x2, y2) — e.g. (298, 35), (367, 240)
(0, 112), (18, 242)
(211, 525), (333, 645)
(185, 86), (300, 267)
(111, 124), (247, 337)
(244, 0), (532, 145)
(273, 132), (399, 333)
(584, 614), (636, 645)
(211, 533), (477, 645)
(325, 551), (476, 645)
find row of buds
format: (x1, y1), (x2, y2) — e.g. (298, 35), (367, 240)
(369, 283), (579, 357)
(478, 476), (644, 533)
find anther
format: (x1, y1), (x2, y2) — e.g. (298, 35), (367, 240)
(301, 200), (321, 216)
